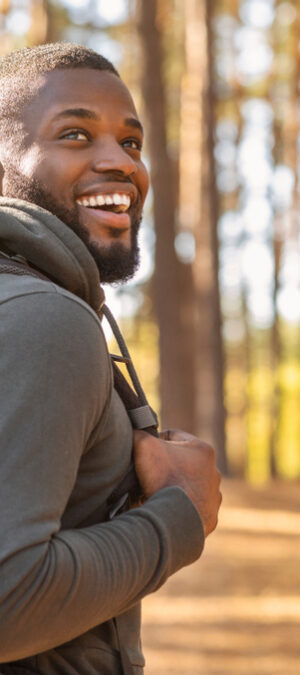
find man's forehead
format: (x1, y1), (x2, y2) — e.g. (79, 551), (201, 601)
(25, 67), (138, 119)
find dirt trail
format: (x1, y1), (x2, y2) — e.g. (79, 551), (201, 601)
(142, 479), (300, 675)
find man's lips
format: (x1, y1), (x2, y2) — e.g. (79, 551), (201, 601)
(75, 182), (137, 207)
(75, 183), (138, 231)
(76, 202), (131, 230)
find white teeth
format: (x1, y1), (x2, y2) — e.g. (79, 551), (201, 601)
(96, 195), (105, 206)
(77, 193), (132, 209)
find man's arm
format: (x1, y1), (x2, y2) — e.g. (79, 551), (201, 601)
(0, 288), (204, 661)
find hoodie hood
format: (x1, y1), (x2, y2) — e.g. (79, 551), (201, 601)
(0, 197), (104, 313)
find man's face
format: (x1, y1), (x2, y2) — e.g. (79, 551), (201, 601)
(0, 68), (149, 283)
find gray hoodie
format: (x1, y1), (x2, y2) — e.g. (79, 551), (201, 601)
(0, 198), (204, 674)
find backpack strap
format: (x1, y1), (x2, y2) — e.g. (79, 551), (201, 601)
(0, 253), (51, 283)
(0, 254), (159, 514)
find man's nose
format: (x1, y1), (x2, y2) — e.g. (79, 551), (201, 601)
(92, 137), (137, 178)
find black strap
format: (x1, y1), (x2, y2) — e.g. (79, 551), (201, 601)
(113, 618), (136, 675)
(0, 667), (36, 674)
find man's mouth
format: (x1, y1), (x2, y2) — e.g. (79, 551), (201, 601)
(75, 189), (135, 234)
(76, 192), (131, 214)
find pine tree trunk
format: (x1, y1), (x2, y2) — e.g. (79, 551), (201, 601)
(137, 0), (196, 432)
(185, 0), (227, 472)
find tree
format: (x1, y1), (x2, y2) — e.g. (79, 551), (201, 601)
(137, 0), (197, 433)
(180, 0), (227, 472)
(137, 0), (227, 471)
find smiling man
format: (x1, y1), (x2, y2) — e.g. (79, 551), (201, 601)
(1, 54), (148, 282)
(0, 43), (222, 675)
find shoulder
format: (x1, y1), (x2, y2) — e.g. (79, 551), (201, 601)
(0, 277), (111, 388)
(0, 272), (100, 330)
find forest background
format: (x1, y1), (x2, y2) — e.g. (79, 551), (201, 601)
(1, 2), (300, 673)
(1, 0), (299, 483)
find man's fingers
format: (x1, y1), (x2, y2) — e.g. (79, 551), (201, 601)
(133, 428), (223, 538)
(160, 428), (199, 443)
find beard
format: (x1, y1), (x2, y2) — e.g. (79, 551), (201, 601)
(2, 166), (141, 284)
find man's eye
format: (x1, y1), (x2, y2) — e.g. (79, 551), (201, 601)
(122, 138), (142, 151)
(60, 130), (89, 141)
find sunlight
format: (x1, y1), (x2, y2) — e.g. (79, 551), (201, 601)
(235, 28), (273, 80)
(219, 245), (242, 290)
(272, 164), (295, 210)
(238, 136), (272, 189)
(60, 0), (128, 23)
(175, 231), (196, 264)
(143, 595), (300, 623)
(247, 293), (274, 327)
(5, 9), (30, 35)
(242, 197), (272, 235)
(276, 1), (297, 25)
(277, 286), (300, 322)
(214, 139), (236, 167)
(221, 506), (300, 535)
(279, 244), (300, 286)
(241, 240), (274, 287)
(241, 98), (274, 126)
(239, 0), (275, 29)
(218, 211), (244, 242)
(97, 0), (128, 24)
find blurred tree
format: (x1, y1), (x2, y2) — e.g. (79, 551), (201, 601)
(0, 0), (10, 13)
(182, 0), (227, 472)
(137, 0), (197, 435)
(137, 0), (227, 472)
(27, 0), (49, 45)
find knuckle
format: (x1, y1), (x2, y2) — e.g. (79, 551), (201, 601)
(198, 441), (215, 456)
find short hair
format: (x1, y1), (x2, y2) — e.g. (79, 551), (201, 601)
(0, 42), (120, 146)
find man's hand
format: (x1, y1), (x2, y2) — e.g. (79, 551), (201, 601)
(133, 428), (222, 537)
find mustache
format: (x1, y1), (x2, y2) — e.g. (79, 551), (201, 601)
(74, 172), (136, 195)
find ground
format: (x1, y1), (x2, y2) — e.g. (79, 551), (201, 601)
(142, 479), (300, 675)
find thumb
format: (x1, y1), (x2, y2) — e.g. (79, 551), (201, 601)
(160, 428), (199, 443)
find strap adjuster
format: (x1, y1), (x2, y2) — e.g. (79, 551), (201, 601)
(128, 405), (157, 429)
(110, 353), (131, 365)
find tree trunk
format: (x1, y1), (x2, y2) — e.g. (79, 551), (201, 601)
(137, 0), (227, 472)
(184, 0), (227, 472)
(137, 0), (196, 432)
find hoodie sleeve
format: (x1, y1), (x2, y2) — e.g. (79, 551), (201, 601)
(0, 287), (204, 662)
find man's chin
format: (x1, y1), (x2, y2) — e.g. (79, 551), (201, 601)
(85, 237), (140, 284)
(71, 212), (141, 283)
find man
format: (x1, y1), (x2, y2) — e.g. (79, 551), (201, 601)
(0, 43), (222, 674)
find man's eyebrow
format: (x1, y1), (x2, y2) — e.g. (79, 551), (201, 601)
(53, 108), (100, 121)
(52, 109), (144, 135)
(124, 117), (144, 136)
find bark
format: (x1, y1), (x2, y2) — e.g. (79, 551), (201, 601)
(137, 0), (196, 432)
(187, 0), (227, 472)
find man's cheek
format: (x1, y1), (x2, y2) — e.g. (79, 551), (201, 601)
(18, 147), (44, 178)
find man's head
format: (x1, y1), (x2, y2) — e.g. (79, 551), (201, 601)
(0, 43), (149, 283)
